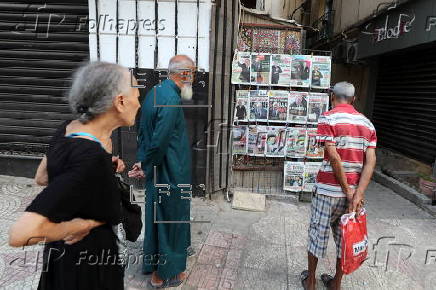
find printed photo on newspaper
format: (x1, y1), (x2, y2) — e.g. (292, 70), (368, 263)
(268, 90), (288, 122)
(234, 90), (250, 122)
(270, 54), (291, 86)
(306, 127), (324, 159)
(265, 126), (287, 157)
(251, 53), (271, 85)
(288, 91), (308, 124)
(290, 55), (311, 87)
(231, 52), (251, 84)
(247, 125), (268, 156)
(249, 90), (269, 121)
(285, 127), (307, 158)
(232, 125), (247, 155)
(283, 161), (304, 192)
(307, 93), (329, 124)
(303, 162), (323, 192)
(311, 55), (331, 89)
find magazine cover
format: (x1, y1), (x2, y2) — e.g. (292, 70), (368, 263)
(249, 90), (269, 121)
(290, 55), (312, 87)
(307, 93), (329, 124)
(265, 126), (287, 157)
(285, 127), (307, 158)
(283, 161), (304, 192)
(232, 125), (247, 155)
(306, 128), (324, 159)
(251, 53), (271, 85)
(270, 54), (291, 86)
(288, 91), (308, 124)
(268, 90), (288, 122)
(247, 125), (268, 156)
(303, 162), (323, 192)
(311, 55), (331, 89)
(231, 52), (251, 84)
(234, 90), (249, 122)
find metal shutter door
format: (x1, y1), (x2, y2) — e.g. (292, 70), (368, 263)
(0, 0), (88, 155)
(373, 45), (436, 164)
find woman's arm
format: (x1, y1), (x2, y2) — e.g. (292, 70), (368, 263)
(9, 212), (103, 247)
(35, 156), (48, 186)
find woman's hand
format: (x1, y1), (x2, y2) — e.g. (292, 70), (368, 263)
(63, 218), (104, 245)
(112, 156), (126, 173)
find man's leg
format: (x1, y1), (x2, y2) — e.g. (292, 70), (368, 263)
(305, 252), (318, 290)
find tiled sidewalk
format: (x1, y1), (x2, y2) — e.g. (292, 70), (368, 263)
(1, 175), (436, 289)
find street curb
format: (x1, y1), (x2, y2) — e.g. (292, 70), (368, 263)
(373, 170), (436, 217)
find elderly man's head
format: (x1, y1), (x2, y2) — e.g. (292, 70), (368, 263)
(68, 61), (140, 126)
(331, 81), (355, 106)
(168, 55), (195, 100)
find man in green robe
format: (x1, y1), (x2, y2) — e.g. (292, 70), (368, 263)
(129, 55), (194, 287)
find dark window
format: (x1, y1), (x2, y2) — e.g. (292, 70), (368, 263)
(241, 0), (257, 9)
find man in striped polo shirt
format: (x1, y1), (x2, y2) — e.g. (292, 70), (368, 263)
(301, 82), (377, 290)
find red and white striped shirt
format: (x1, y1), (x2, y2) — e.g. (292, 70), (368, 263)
(316, 104), (377, 197)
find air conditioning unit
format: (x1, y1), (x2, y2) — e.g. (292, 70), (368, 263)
(332, 42), (346, 63)
(346, 41), (359, 63)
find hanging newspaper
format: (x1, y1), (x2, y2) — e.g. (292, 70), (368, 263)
(232, 125), (247, 155)
(283, 161), (304, 192)
(288, 91), (308, 124)
(285, 127), (307, 158)
(251, 53), (271, 85)
(303, 162), (323, 192)
(247, 125), (268, 156)
(306, 128), (324, 159)
(290, 55), (311, 87)
(307, 93), (329, 124)
(234, 90), (249, 122)
(231, 52), (251, 84)
(265, 126), (287, 157)
(268, 90), (288, 122)
(270, 54), (291, 86)
(311, 55), (331, 89)
(249, 90), (269, 121)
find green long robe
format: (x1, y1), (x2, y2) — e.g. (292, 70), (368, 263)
(137, 79), (192, 279)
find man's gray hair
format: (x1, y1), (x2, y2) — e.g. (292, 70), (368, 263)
(68, 61), (130, 123)
(332, 81), (355, 100)
(168, 55), (195, 75)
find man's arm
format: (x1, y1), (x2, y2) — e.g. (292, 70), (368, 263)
(324, 143), (354, 199)
(349, 148), (376, 213)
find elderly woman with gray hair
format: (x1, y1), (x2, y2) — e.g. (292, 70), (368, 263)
(8, 62), (140, 290)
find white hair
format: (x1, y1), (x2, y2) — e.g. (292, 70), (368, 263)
(168, 55), (195, 74)
(332, 81), (355, 99)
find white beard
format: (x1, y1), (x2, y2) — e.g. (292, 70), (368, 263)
(181, 85), (193, 101)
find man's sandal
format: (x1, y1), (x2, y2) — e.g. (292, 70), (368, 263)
(300, 270), (309, 290)
(321, 273), (334, 288)
(148, 275), (184, 289)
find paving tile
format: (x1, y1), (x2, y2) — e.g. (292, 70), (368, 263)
(197, 245), (228, 267)
(204, 231), (233, 249)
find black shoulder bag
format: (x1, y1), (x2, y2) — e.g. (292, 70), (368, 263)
(114, 174), (143, 242)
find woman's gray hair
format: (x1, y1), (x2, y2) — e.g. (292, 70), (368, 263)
(68, 61), (130, 123)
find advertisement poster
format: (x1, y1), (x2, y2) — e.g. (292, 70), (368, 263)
(231, 52), (251, 84)
(234, 90), (249, 122)
(232, 125), (247, 155)
(249, 90), (269, 121)
(311, 56), (332, 89)
(290, 55), (312, 87)
(270, 54), (291, 86)
(283, 161), (304, 192)
(251, 53), (271, 85)
(247, 125), (268, 156)
(268, 90), (288, 122)
(306, 128), (324, 159)
(265, 126), (287, 157)
(303, 162), (323, 192)
(285, 127), (307, 158)
(307, 93), (329, 124)
(288, 91), (308, 124)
